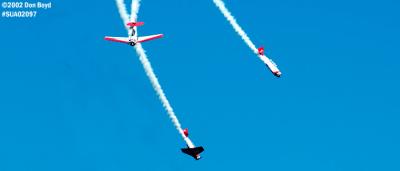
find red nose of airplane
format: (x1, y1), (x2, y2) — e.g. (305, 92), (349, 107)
(258, 47), (265, 55)
(183, 128), (189, 137)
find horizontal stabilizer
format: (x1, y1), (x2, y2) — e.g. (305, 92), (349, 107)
(127, 21), (144, 27)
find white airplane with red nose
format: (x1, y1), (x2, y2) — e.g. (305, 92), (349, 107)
(258, 47), (282, 77)
(104, 21), (163, 46)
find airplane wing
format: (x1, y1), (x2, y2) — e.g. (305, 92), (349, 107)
(137, 34), (163, 43)
(181, 146), (204, 159)
(104, 36), (130, 44)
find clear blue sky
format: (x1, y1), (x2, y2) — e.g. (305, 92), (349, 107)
(0, 0), (399, 170)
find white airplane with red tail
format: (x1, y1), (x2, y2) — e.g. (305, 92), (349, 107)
(258, 47), (282, 77)
(181, 128), (204, 160)
(105, 21), (163, 46)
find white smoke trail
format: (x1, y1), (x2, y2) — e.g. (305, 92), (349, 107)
(212, 0), (258, 53)
(115, 0), (186, 139)
(212, 0), (273, 64)
(116, 0), (130, 30)
(130, 0), (140, 21)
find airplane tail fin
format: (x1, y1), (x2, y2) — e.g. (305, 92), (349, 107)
(127, 21), (144, 27)
(181, 146), (204, 160)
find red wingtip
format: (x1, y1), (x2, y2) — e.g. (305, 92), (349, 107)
(183, 128), (189, 137)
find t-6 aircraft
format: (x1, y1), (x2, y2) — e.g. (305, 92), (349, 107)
(105, 21), (163, 46)
(258, 47), (282, 77)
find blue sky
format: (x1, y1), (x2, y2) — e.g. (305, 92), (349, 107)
(0, 0), (399, 170)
